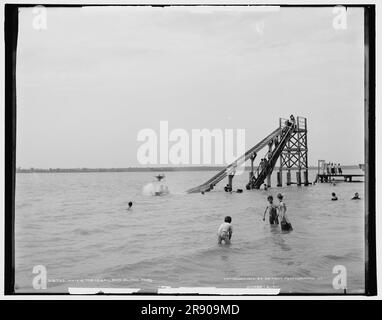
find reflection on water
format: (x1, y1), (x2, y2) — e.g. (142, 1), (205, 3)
(15, 170), (365, 293)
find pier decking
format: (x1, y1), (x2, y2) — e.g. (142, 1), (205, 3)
(317, 174), (364, 183)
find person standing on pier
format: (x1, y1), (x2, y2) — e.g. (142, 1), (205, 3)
(338, 163), (343, 175)
(327, 162), (331, 175)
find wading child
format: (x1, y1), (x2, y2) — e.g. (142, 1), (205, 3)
(277, 193), (293, 231)
(263, 195), (278, 225)
(217, 216), (233, 245)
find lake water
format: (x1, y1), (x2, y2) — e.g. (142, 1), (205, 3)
(15, 169), (365, 294)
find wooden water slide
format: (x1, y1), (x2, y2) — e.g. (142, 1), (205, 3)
(186, 127), (288, 193)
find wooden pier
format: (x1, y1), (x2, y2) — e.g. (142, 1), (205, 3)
(316, 160), (364, 183)
(316, 174), (364, 183)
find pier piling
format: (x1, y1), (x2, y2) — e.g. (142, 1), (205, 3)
(303, 170), (309, 186)
(296, 171), (302, 186)
(228, 174), (234, 190)
(286, 171), (291, 186)
(266, 174), (271, 187)
(277, 171), (282, 187)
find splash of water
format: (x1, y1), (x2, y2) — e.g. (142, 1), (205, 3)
(142, 182), (170, 196)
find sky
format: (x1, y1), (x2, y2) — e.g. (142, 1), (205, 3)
(16, 6), (365, 168)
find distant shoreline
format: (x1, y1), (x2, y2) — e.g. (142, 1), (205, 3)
(16, 165), (362, 173)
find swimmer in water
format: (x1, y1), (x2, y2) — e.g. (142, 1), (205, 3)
(351, 192), (360, 200)
(127, 201), (133, 210)
(331, 192), (338, 201)
(277, 193), (293, 231)
(263, 195), (278, 225)
(155, 174), (165, 181)
(217, 216), (233, 245)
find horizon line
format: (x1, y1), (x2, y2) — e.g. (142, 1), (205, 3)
(16, 164), (363, 173)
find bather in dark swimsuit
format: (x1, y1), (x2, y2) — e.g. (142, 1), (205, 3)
(269, 205), (279, 225)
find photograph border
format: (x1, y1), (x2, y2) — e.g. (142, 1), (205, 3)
(4, 3), (377, 296)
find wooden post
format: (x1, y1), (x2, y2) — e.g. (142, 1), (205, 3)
(250, 156), (254, 182)
(277, 171), (282, 187)
(228, 174), (234, 190)
(296, 171), (301, 186)
(304, 170), (309, 186)
(286, 170), (291, 185)
(266, 143), (272, 187)
(249, 153), (256, 185)
(267, 174), (271, 187)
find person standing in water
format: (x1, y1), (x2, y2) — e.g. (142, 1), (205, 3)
(217, 216), (233, 245)
(263, 195), (278, 225)
(277, 193), (293, 231)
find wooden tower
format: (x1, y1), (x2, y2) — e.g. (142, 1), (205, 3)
(277, 116), (309, 186)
